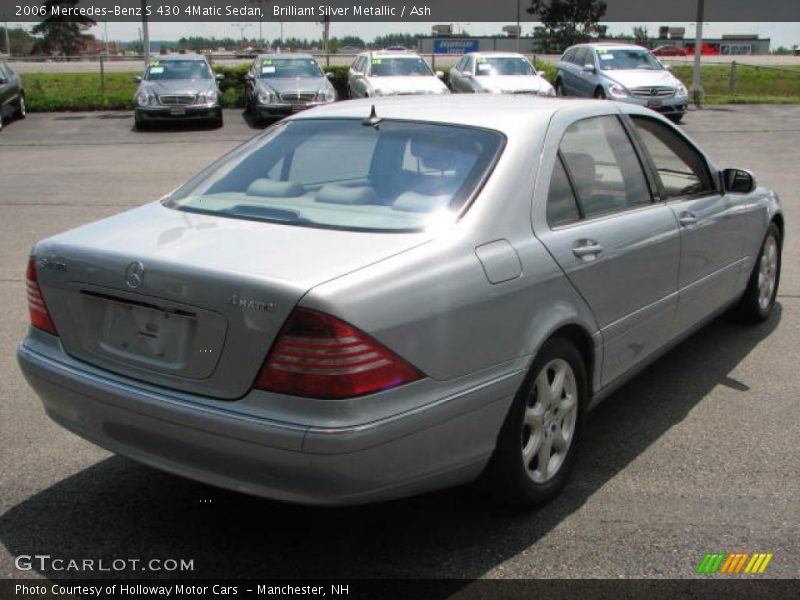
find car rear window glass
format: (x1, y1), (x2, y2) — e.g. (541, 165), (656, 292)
(165, 119), (504, 232)
(559, 116), (652, 219)
(631, 116), (714, 198)
(547, 155), (582, 227)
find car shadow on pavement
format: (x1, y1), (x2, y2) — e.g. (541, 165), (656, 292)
(0, 307), (782, 585)
(131, 119), (223, 134)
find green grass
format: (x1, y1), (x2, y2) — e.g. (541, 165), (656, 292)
(20, 63), (800, 111)
(671, 64), (800, 103)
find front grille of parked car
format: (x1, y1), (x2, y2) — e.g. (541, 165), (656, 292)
(631, 86), (676, 98)
(158, 95), (197, 106)
(280, 92), (316, 104)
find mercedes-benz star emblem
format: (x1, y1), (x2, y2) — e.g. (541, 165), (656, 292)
(650, 88), (659, 97)
(125, 261), (145, 289)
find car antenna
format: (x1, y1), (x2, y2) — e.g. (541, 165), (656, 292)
(362, 105), (382, 129)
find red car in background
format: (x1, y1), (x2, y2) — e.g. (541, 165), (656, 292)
(652, 45), (688, 57)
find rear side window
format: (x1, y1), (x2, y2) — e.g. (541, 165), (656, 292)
(631, 116), (714, 198)
(165, 119), (504, 232)
(546, 156), (581, 227)
(559, 116), (651, 219)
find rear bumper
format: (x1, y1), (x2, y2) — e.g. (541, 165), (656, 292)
(17, 336), (521, 506)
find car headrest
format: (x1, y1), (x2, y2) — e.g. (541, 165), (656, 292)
(392, 192), (450, 213)
(246, 179), (305, 198)
(315, 184), (376, 205)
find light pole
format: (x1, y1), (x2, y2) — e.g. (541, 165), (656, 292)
(690, 0), (705, 106)
(516, 0), (520, 52)
(232, 23), (252, 48)
(3, 21), (11, 57)
(140, 0), (149, 69)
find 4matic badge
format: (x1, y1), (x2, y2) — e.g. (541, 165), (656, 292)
(228, 294), (274, 312)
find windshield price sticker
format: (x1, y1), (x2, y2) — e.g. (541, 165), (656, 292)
(261, 66), (276, 74)
(262, 59), (273, 65)
(149, 66), (164, 73)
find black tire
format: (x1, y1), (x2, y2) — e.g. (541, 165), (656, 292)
(482, 337), (588, 507)
(667, 113), (683, 124)
(16, 94), (27, 119)
(211, 113), (224, 128)
(594, 87), (607, 99)
(731, 223), (782, 323)
(133, 111), (147, 130)
(555, 80), (565, 96)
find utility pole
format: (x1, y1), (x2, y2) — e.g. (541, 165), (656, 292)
(690, 0), (704, 106)
(516, 0), (520, 52)
(141, 0), (150, 68)
(3, 21), (11, 57)
(322, 15), (329, 53)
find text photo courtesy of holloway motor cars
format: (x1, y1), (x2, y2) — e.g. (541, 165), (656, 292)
(1, 0), (799, 597)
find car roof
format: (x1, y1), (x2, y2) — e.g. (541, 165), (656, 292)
(151, 54), (208, 61)
(570, 42), (648, 51)
(286, 94), (633, 136)
(464, 51), (528, 58)
(361, 50), (422, 59)
(255, 53), (316, 60)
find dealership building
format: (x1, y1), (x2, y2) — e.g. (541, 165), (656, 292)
(417, 26), (770, 55)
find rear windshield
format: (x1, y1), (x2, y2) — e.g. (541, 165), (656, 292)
(145, 60), (212, 80)
(371, 57), (433, 77)
(258, 58), (322, 78)
(165, 119), (504, 232)
(475, 57), (535, 76)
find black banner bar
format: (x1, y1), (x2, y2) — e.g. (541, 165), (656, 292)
(3, 0), (800, 23)
(2, 579), (800, 600)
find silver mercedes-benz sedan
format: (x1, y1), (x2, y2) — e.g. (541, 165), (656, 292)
(449, 52), (555, 96)
(18, 96), (783, 507)
(133, 54), (224, 129)
(244, 53), (337, 124)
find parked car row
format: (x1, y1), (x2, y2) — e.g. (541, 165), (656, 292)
(130, 50), (559, 130)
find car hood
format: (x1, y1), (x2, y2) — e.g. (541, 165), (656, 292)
(368, 76), (448, 94)
(139, 79), (217, 96)
(476, 75), (553, 93)
(256, 77), (331, 95)
(601, 69), (679, 90)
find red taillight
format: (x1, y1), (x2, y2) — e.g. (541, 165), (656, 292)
(255, 308), (423, 399)
(26, 258), (58, 336)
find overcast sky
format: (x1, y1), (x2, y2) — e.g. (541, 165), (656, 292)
(9, 21), (800, 49)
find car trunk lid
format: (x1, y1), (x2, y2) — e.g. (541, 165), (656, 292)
(34, 202), (430, 399)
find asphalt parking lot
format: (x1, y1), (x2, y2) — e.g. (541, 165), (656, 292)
(0, 106), (798, 582)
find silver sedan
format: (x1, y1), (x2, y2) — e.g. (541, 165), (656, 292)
(449, 52), (555, 96)
(18, 96), (783, 507)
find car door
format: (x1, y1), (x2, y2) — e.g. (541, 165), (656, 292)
(574, 49), (599, 97)
(450, 56), (465, 92)
(534, 111), (681, 387)
(348, 56), (365, 98)
(628, 114), (750, 333)
(560, 48), (583, 95)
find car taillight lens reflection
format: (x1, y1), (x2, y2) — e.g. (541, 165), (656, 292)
(255, 308), (423, 399)
(26, 258), (58, 336)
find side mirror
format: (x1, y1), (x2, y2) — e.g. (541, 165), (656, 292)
(462, 70), (472, 77)
(722, 168), (757, 194)
(0, 77), (8, 85)
(325, 72), (334, 79)
(435, 70), (444, 79)
(663, 63), (672, 71)
(133, 76), (143, 83)
(582, 64), (596, 73)
(215, 73), (225, 81)
(536, 70), (547, 78)
(243, 73), (255, 81)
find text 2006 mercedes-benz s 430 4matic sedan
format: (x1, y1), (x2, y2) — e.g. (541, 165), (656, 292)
(18, 96), (783, 506)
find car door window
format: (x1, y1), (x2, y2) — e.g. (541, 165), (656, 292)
(559, 116), (652, 219)
(631, 116), (714, 199)
(546, 155), (582, 227)
(561, 49), (575, 63)
(573, 48), (588, 66)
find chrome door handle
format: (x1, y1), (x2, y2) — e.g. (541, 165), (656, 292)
(572, 241), (603, 259)
(679, 212), (698, 227)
